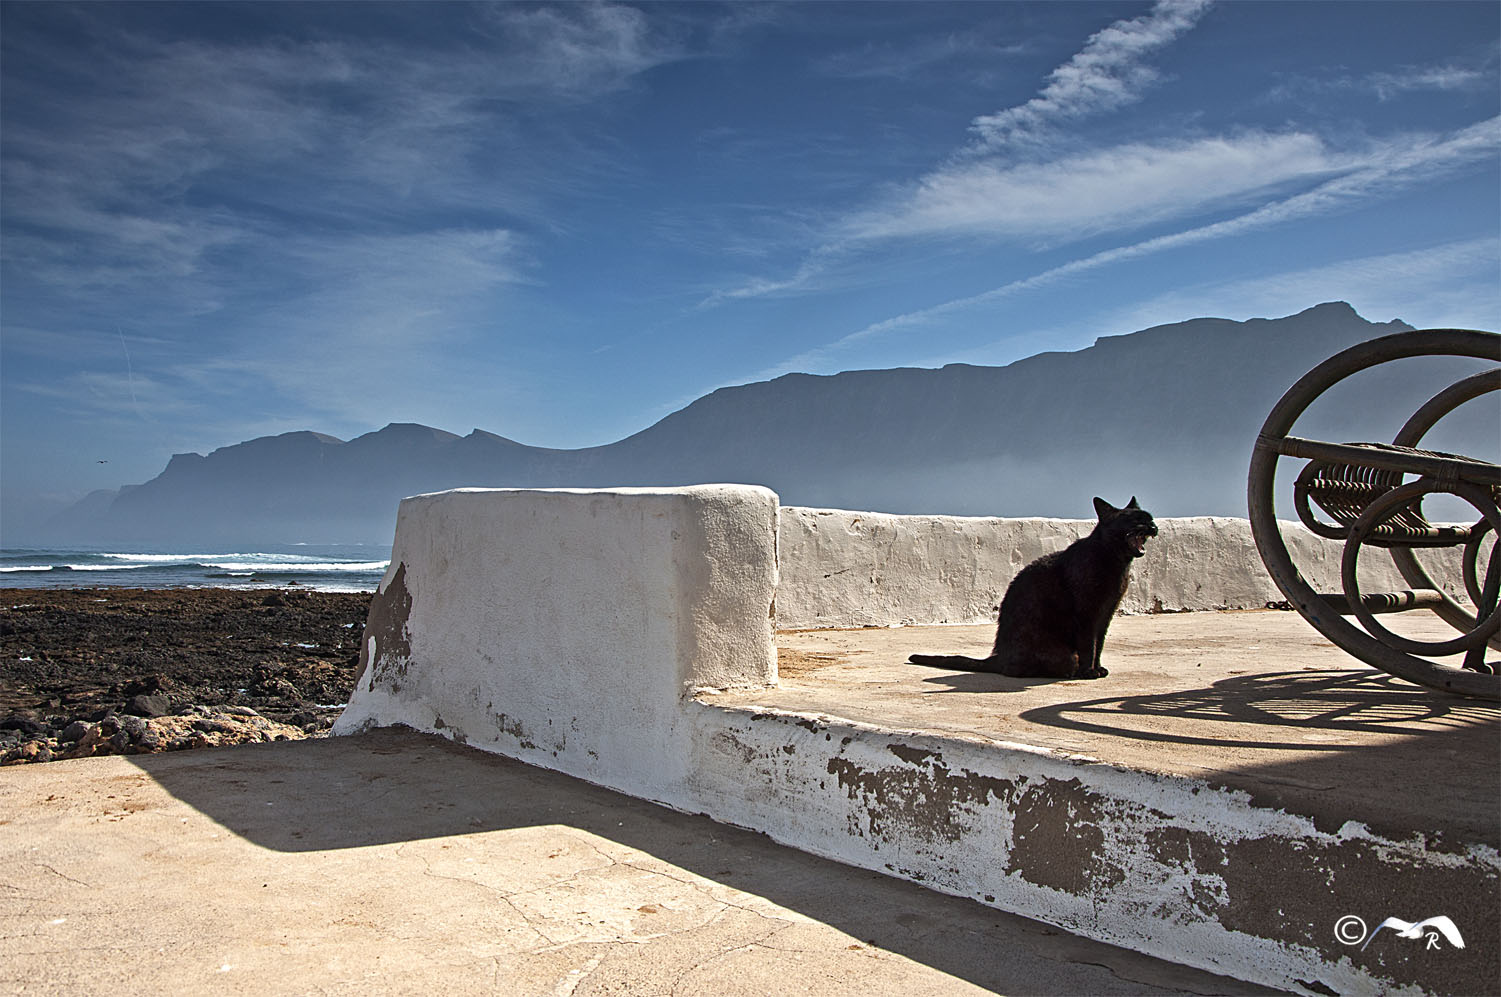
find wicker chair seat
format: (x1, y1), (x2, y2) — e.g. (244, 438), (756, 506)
(1294, 443), (1492, 548)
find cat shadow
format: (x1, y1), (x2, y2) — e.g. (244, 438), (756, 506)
(917, 671), (1064, 694)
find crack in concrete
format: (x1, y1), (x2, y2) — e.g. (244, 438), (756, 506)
(393, 841), (564, 949)
(32, 862), (92, 889)
(611, 856), (802, 930)
(0, 882), (46, 903)
(386, 831), (796, 955)
(665, 924), (792, 997)
(552, 952), (604, 997)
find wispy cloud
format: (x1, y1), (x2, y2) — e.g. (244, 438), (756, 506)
(842, 131), (1340, 244)
(968, 0), (1212, 151)
(760, 116), (1501, 376)
(1, 3), (680, 435)
(816, 31), (1028, 82)
(1368, 63), (1492, 100)
(2, 3), (678, 290)
(703, 0), (1216, 305)
(11, 222), (526, 445)
(474, 1), (681, 99)
(1265, 48), (1499, 107)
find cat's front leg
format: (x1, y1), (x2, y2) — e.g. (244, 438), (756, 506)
(1079, 618), (1114, 679)
(1073, 636), (1106, 678)
(1073, 634), (1109, 679)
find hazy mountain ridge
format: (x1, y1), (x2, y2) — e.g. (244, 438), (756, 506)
(40, 302), (1498, 546)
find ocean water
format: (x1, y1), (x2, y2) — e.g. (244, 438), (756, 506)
(0, 544), (389, 592)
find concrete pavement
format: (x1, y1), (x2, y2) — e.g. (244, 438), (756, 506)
(1, 727), (1272, 996)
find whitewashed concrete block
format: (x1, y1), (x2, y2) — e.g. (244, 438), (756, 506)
(332, 485), (779, 797)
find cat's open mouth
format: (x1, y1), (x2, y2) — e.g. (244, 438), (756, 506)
(1129, 529), (1156, 557)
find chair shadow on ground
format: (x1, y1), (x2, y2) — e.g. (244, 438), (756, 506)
(1016, 667), (1498, 750)
(1008, 667), (1500, 843)
(126, 729), (1273, 996)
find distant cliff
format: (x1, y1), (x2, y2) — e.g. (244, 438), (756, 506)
(44, 302), (1497, 545)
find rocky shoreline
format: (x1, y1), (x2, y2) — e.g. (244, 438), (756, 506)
(1, 587), (371, 765)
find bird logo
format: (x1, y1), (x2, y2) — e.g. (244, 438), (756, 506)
(1361, 915), (1465, 952)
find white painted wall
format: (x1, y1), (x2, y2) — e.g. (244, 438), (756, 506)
(332, 485), (779, 798)
(773, 506), (1454, 629)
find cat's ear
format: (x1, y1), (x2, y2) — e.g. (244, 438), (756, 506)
(1127, 496), (1140, 510)
(1093, 496), (1116, 519)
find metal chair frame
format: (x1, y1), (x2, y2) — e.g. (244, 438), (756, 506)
(1247, 328), (1500, 700)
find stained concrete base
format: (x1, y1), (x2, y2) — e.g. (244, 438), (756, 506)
(698, 610), (1499, 997)
(0, 729), (1271, 997)
(742, 610), (1497, 847)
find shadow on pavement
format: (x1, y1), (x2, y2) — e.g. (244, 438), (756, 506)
(126, 728), (1278, 996)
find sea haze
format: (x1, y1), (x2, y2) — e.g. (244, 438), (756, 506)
(0, 545), (388, 592)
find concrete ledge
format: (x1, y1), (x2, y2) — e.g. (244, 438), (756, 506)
(683, 704), (1478, 996)
(703, 614), (1499, 997)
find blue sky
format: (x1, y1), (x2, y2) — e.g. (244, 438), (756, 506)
(2, 0), (1498, 530)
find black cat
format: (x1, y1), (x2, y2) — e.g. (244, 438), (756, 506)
(909, 497), (1157, 680)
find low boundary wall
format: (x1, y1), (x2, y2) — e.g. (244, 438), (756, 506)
(774, 505), (1444, 629)
(334, 486), (1490, 997)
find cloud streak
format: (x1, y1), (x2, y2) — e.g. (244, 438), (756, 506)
(1, 3), (684, 437)
(1269, 54), (1499, 105)
(704, 0), (1217, 305)
(1368, 63), (1492, 100)
(843, 131), (1341, 243)
(969, 0), (1212, 151)
(763, 116), (1500, 376)
(2, 2), (679, 290)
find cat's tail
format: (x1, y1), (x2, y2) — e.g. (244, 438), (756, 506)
(908, 653), (1004, 672)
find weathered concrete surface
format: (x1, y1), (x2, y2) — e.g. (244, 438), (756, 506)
(335, 485), (779, 798)
(774, 507), (1465, 628)
(0, 729), (1275, 997)
(750, 611), (1497, 846)
(701, 611), (1499, 997)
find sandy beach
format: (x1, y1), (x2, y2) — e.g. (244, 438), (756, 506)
(1, 587), (371, 763)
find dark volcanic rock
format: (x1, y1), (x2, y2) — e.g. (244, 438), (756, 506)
(124, 693), (172, 718)
(1, 587), (370, 764)
(0, 713), (46, 737)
